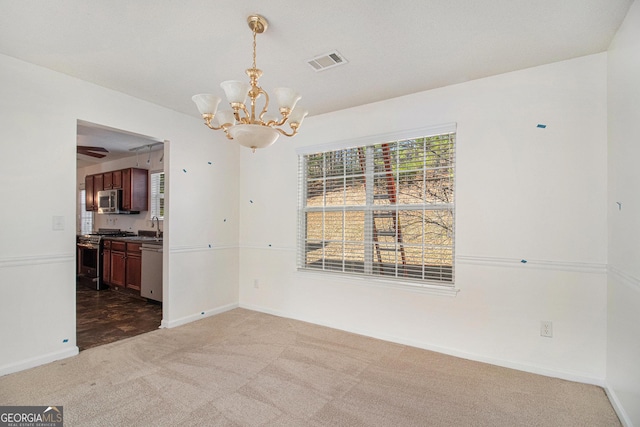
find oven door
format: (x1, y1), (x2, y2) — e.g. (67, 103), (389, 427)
(77, 243), (103, 289)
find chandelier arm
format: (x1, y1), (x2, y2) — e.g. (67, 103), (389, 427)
(236, 105), (251, 124)
(205, 123), (226, 131)
(232, 108), (241, 124)
(267, 110), (292, 127)
(203, 116), (225, 131)
(203, 118), (236, 136)
(273, 126), (299, 138)
(257, 88), (270, 123)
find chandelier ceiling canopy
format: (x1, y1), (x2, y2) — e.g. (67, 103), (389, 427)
(192, 14), (308, 152)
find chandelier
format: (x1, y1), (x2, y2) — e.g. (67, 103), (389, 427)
(192, 14), (308, 152)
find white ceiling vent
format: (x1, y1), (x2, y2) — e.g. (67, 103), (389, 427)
(306, 51), (348, 72)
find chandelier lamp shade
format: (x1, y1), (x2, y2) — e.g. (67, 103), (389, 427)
(192, 14), (308, 152)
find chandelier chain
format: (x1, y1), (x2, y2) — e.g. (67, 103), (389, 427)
(252, 27), (257, 70)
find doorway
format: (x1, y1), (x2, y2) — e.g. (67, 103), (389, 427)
(76, 120), (166, 350)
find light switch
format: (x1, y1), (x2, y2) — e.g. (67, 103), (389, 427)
(52, 215), (65, 231)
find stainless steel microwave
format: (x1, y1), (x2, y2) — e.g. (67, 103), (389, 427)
(97, 189), (121, 214)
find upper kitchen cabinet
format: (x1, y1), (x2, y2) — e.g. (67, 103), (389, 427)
(85, 175), (95, 211)
(84, 173), (103, 212)
(94, 173), (104, 195)
(103, 170), (122, 190)
(85, 168), (148, 212)
(122, 168), (148, 212)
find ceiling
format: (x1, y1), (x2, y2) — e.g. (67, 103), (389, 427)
(76, 121), (164, 168)
(0, 0), (633, 162)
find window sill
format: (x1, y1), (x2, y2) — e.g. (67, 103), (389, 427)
(296, 269), (459, 297)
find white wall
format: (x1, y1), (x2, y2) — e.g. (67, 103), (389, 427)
(607, 1), (640, 425)
(0, 53), (240, 375)
(239, 53), (609, 384)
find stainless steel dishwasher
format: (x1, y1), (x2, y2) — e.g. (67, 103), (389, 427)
(141, 242), (163, 302)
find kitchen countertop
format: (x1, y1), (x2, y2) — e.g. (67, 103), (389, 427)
(103, 236), (163, 243)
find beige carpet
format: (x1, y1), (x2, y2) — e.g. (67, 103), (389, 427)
(0, 308), (620, 426)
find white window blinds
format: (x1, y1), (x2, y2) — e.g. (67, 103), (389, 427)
(150, 171), (165, 219)
(298, 132), (455, 285)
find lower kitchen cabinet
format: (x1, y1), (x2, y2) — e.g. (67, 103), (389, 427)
(103, 240), (141, 291)
(109, 241), (127, 288)
(125, 243), (142, 291)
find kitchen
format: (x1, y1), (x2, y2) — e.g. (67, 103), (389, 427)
(76, 120), (165, 350)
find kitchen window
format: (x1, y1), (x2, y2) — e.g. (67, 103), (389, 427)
(79, 189), (93, 235)
(297, 128), (455, 286)
(150, 171), (165, 220)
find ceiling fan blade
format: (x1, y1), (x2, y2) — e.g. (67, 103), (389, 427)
(78, 150), (107, 158)
(77, 145), (109, 159)
(77, 146), (108, 153)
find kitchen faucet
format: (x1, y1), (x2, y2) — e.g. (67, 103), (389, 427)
(152, 216), (161, 239)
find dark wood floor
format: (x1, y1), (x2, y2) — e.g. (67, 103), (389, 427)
(76, 284), (162, 351)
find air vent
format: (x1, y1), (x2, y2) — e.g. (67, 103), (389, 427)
(306, 50), (348, 72)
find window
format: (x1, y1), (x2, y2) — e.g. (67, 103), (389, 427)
(297, 131), (455, 285)
(150, 171), (165, 219)
(79, 189), (93, 235)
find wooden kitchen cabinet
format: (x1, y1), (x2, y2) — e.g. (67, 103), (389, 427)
(122, 168), (148, 212)
(85, 175), (95, 211)
(103, 172), (112, 189)
(93, 174), (104, 211)
(103, 170), (123, 189)
(84, 173), (104, 212)
(103, 240), (142, 292)
(109, 241), (127, 288)
(111, 169), (123, 189)
(84, 167), (147, 213)
(125, 242), (142, 291)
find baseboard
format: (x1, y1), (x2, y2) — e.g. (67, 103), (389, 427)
(239, 303), (605, 387)
(605, 384), (633, 427)
(0, 347), (79, 377)
(161, 302), (239, 329)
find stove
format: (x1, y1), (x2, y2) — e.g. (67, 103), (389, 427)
(77, 229), (135, 290)
(79, 228), (135, 238)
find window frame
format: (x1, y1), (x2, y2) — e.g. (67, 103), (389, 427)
(297, 125), (457, 290)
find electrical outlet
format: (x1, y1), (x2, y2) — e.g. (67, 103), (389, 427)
(253, 279), (259, 289)
(540, 321), (553, 338)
